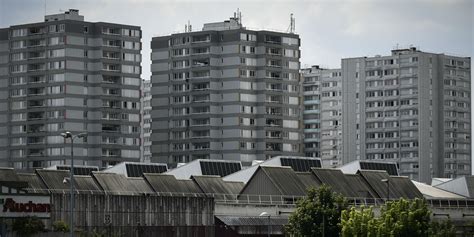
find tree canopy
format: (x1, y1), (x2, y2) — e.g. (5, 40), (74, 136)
(341, 198), (456, 237)
(285, 185), (348, 237)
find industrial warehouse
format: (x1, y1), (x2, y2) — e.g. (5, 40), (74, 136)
(0, 157), (473, 236)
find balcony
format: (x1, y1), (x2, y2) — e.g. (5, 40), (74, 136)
(103, 52), (120, 60)
(28, 88), (45, 96)
(192, 71), (210, 79)
(102, 113), (121, 120)
(27, 137), (45, 145)
(28, 52), (46, 60)
(266, 72), (282, 79)
(27, 64), (46, 72)
(27, 112), (45, 121)
(102, 137), (119, 144)
(27, 149), (45, 157)
(192, 47), (210, 55)
(27, 40), (46, 48)
(102, 76), (121, 84)
(103, 40), (121, 47)
(28, 124), (45, 133)
(102, 149), (121, 157)
(102, 125), (121, 133)
(266, 60), (282, 68)
(266, 143), (282, 151)
(192, 59), (210, 67)
(28, 100), (45, 107)
(266, 132), (282, 139)
(103, 89), (120, 96)
(266, 119), (282, 127)
(264, 36), (282, 44)
(28, 76), (46, 84)
(191, 35), (211, 44)
(102, 28), (121, 35)
(28, 27), (46, 35)
(266, 48), (282, 56)
(102, 65), (120, 72)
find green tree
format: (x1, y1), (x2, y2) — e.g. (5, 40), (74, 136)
(378, 198), (431, 237)
(429, 219), (456, 237)
(52, 220), (70, 232)
(12, 216), (45, 237)
(340, 198), (455, 237)
(341, 206), (378, 237)
(285, 185), (348, 237)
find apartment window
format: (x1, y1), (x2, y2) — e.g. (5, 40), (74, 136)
(84, 26), (89, 33)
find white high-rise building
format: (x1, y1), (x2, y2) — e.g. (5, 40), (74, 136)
(342, 47), (471, 182)
(302, 66), (342, 167)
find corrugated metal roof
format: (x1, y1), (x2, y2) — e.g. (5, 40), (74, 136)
(358, 170), (423, 199)
(17, 173), (48, 193)
(92, 172), (147, 195)
(143, 173), (203, 195)
(466, 176), (474, 198)
(0, 168), (20, 182)
(344, 174), (377, 198)
(36, 169), (70, 191)
(311, 168), (356, 197)
(0, 168), (27, 188)
(296, 172), (321, 191)
(261, 166), (307, 196)
(74, 176), (101, 192)
(216, 216), (288, 226)
(357, 170), (391, 199)
(127, 177), (154, 193)
(389, 176), (423, 199)
(192, 175), (244, 199)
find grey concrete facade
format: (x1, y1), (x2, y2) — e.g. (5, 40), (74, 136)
(0, 10), (142, 170)
(141, 79), (152, 163)
(342, 47), (471, 183)
(151, 17), (303, 167)
(301, 66), (342, 167)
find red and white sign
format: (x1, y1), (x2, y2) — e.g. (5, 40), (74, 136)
(1, 195), (51, 218)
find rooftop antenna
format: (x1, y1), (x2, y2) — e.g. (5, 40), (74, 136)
(287, 13), (295, 33)
(188, 20), (192, 32)
(239, 9), (242, 25)
(236, 8), (242, 25)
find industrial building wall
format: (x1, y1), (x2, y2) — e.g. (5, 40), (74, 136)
(49, 193), (215, 237)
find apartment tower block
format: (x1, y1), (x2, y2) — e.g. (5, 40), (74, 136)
(151, 15), (303, 166)
(0, 10), (142, 169)
(342, 48), (471, 182)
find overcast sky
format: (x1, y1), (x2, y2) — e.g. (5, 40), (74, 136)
(0, 0), (472, 79)
(1, 0), (473, 173)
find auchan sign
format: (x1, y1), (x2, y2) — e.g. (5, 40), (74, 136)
(0, 195), (51, 218)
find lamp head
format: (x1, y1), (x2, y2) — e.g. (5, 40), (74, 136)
(381, 179), (389, 183)
(61, 131), (72, 138)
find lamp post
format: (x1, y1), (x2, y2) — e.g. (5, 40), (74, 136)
(381, 178), (390, 202)
(259, 212), (271, 237)
(61, 131), (87, 237)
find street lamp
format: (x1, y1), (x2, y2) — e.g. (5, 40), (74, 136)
(61, 131), (87, 237)
(259, 212), (271, 237)
(381, 178), (390, 202)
